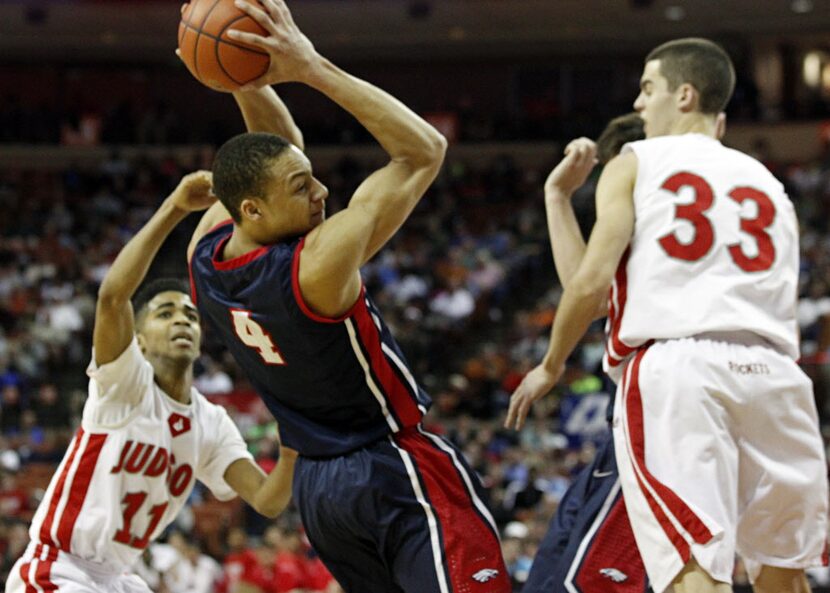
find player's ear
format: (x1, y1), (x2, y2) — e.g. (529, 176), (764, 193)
(715, 112), (727, 139)
(677, 83), (699, 113)
(136, 333), (147, 354)
(240, 197), (263, 222)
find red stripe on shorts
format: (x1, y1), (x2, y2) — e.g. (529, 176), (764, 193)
(396, 428), (510, 593)
(56, 432), (108, 552)
(626, 349), (714, 549)
(39, 429), (84, 548)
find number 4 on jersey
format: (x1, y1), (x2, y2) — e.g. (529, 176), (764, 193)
(231, 309), (286, 365)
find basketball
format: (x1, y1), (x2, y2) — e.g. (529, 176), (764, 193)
(178, 0), (270, 92)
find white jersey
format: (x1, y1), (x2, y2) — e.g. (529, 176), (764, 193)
(604, 134), (800, 380)
(27, 338), (253, 572)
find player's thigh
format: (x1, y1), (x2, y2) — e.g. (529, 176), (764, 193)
(752, 566), (810, 593)
(735, 354), (828, 578)
(292, 453), (402, 593)
(389, 428), (510, 593)
(614, 341), (739, 591)
(524, 434), (647, 593)
(7, 554), (103, 593)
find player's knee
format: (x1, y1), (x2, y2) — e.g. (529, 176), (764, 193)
(672, 559), (732, 593)
(752, 565), (810, 593)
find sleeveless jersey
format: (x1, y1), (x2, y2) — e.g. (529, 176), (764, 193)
(189, 222), (430, 457)
(603, 134), (799, 381)
(27, 339), (253, 571)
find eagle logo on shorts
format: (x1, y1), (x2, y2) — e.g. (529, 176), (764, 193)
(472, 568), (500, 583)
(599, 568), (628, 583)
(168, 413), (191, 437)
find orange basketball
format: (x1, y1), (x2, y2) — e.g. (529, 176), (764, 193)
(178, 0), (270, 92)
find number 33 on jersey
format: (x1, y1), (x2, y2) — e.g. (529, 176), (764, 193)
(603, 134), (800, 378)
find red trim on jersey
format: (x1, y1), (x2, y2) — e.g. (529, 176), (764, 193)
(211, 232), (271, 271)
(206, 218), (234, 235)
(606, 249), (637, 367)
(625, 349), (714, 553)
(574, 496), (647, 593)
(38, 429), (84, 548)
(352, 297), (422, 427)
(57, 433), (108, 552)
(290, 237), (364, 323)
(395, 429), (510, 593)
(188, 257), (198, 306)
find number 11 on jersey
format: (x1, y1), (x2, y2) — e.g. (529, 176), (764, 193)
(230, 309), (286, 365)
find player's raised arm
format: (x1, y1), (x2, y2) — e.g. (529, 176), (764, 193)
(229, 0), (446, 318)
(95, 172), (215, 366)
(233, 86), (304, 150)
(505, 152), (636, 430)
(544, 138), (597, 290)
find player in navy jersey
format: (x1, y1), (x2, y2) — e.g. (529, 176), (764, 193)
(183, 1), (509, 592)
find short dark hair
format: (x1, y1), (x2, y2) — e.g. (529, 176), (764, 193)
(133, 278), (191, 326)
(212, 132), (292, 223)
(646, 38), (736, 114)
(596, 113), (645, 164)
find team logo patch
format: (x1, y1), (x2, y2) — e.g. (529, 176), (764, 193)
(599, 568), (628, 583)
(168, 413), (191, 437)
(472, 568), (499, 583)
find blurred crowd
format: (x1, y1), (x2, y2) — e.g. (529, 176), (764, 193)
(0, 142), (829, 592)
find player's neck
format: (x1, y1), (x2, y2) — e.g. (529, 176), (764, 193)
(150, 359), (194, 404)
(223, 229), (267, 260)
(669, 113), (717, 138)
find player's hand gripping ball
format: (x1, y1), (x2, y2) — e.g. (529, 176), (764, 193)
(178, 0), (271, 92)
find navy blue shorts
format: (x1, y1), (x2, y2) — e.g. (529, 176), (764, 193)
(294, 426), (511, 593)
(522, 432), (648, 593)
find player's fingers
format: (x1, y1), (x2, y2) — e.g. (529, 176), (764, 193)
(180, 2), (187, 14)
(514, 395), (531, 430)
(174, 48), (183, 61)
(259, 0), (291, 26)
(234, 0), (278, 35)
(226, 29), (270, 51)
(505, 391), (521, 428)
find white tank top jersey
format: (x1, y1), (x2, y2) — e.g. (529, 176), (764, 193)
(27, 338), (253, 572)
(603, 133), (800, 381)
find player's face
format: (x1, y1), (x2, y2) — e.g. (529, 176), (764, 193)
(633, 60), (680, 138)
(261, 146), (329, 239)
(137, 291), (201, 365)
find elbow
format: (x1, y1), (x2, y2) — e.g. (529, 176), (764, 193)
(97, 285), (129, 309)
(427, 132), (448, 164)
(409, 131), (447, 170)
(569, 273), (611, 303)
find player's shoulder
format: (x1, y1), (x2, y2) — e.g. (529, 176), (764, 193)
(193, 219), (234, 260)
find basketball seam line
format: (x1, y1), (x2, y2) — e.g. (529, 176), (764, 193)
(214, 14), (261, 85)
(180, 20), (269, 57)
(192, 0), (224, 82)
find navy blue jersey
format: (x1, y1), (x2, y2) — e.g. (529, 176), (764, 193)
(189, 221), (430, 457)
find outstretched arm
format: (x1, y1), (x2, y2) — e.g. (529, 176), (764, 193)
(223, 446), (298, 518)
(505, 152), (637, 429)
(230, 0), (446, 318)
(95, 172), (215, 365)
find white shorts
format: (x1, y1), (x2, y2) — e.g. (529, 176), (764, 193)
(6, 542), (152, 593)
(612, 336), (829, 593)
